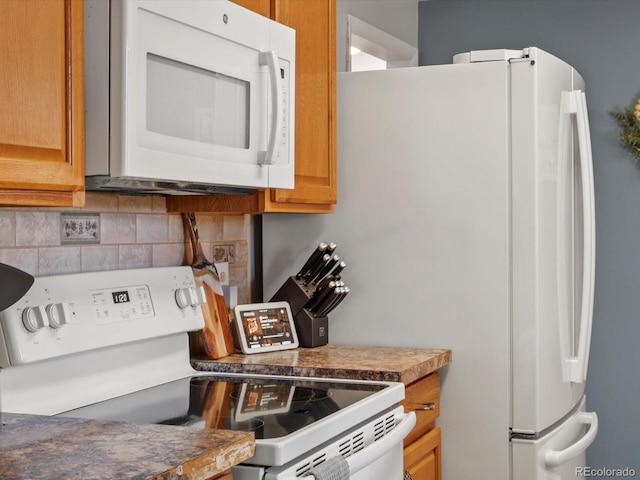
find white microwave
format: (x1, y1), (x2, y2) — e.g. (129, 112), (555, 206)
(84, 0), (295, 194)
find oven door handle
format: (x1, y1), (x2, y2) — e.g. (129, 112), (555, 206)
(302, 411), (416, 479)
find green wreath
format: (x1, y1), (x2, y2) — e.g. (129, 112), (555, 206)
(610, 97), (640, 162)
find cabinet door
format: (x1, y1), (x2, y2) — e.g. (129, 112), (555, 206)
(402, 372), (440, 445)
(230, 0), (271, 17)
(0, 0), (85, 207)
(403, 427), (441, 480)
(265, 0), (337, 212)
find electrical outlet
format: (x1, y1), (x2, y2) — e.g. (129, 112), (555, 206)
(216, 262), (230, 285)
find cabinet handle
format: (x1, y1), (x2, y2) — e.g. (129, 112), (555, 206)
(415, 402), (436, 411)
(404, 469), (413, 480)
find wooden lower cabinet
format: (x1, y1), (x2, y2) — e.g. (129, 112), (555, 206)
(401, 372), (442, 480)
(404, 427), (441, 480)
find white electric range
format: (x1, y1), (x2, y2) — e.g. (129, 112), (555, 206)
(0, 267), (414, 479)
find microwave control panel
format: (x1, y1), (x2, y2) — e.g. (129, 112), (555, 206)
(278, 58), (291, 166)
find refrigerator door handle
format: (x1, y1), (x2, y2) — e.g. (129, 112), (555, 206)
(557, 90), (596, 384)
(544, 411), (598, 467)
(573, 91), (596, 384)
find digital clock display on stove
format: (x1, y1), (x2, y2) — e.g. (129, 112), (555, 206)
(112, 290), (130, 304)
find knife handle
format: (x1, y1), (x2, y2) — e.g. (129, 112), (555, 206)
(306, 281), (336, 312)
(315, 274), (335, 293)
(319, 287), (350, 317)
(329, 261), (346, 279)
(304, 254), (331, 286)
(295, 243), (328, 279)
(316, 287), (344, 317)
(312, 255), (340, 285)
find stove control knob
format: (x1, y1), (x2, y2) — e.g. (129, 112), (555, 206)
(22, 306), (49, 332)
(175, 287), (196, 309)
(193, 286), (207, 306)
(46, 302), (71, 329)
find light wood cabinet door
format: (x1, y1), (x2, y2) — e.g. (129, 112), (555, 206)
(166, 0), (336, 214)
(264, 0), (336, 212)
(401, 372), (441, 480)
(230, 0), (271, 17)
(403, 427), (441, 480)
(401, 372), (440, 446)
(0, 0), (85, 207)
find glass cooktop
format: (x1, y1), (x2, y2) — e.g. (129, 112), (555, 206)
(59, 374), (389, 440)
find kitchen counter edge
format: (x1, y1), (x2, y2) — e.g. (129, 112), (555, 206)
(192, 345), (452, 385)
(0, 412), (254, 480)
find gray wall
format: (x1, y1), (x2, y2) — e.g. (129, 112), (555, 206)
(419, 0), (640, 471)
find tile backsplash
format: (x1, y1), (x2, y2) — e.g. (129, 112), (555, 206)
(0, 193), (253, 304)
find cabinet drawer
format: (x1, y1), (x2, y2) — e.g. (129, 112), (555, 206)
(401, 372), (439, 445)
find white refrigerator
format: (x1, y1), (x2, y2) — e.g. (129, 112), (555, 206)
(261, 47), (598, 479)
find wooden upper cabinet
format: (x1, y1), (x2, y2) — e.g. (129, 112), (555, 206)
(0, 0), (85, 207)
(230, 0), (272, 17)
(166, 0), (336, 214)
(266, 0), (336, 212)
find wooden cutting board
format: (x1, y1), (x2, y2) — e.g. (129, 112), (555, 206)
(183, 213), (235, 359)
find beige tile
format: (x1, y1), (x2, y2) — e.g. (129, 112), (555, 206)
(119, 245), (153, 269)
(0, 212), (15, 246)
(83, 193), (120, 212)
(229, 265), (248, 287)
(15, 212), (60, 247)
(152, 243), (186, 267)
(0, 249), (39, 276)
(118, 195), (153, 213)
(101, 214), (136, 244)
(193, 214), (224, 242)
(81, 246), (119, 272)
(39, 246), (81, 276)
(168, 214), (185, 242)
(223, 215), (248, 241)
(231, 241), (249, 266)
(136, 215), (168, 243)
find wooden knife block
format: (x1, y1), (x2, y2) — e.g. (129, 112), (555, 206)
(270, 276), (328, 348)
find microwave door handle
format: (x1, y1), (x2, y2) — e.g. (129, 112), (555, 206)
(259, 51), (284, 165)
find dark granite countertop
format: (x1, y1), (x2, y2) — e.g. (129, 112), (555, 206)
(0, 345), (449, 479)
(192, 344), (452, 385)
(0, 413), (254, 480)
